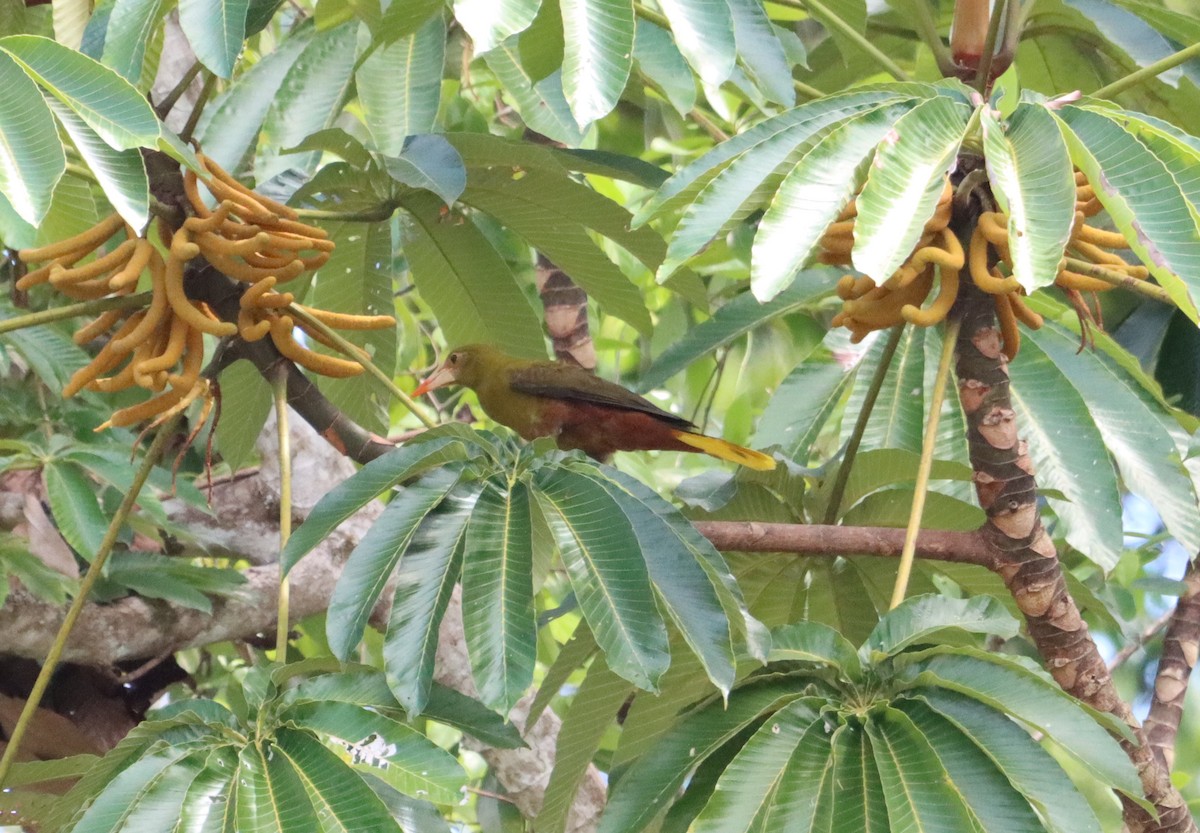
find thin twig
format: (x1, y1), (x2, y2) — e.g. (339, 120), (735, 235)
(974, 0), (1008, 93)
(0, 418), (180, 789)
(1107, 608), (1173, 672)
(272, 368), (292, 658)
(890, 317), (960, 609)
(0, 292), (151, 335)
(284, 303), (437, 428)
(822, 325), (905, 524)
(1093, 41), (1200, 99)
(776, 0), (911, 81)
(1062, 258), (1174, 305)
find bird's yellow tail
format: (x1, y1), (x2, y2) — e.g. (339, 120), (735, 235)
(671, 431), (776, 471)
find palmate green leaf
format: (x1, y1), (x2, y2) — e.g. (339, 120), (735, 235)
(357, 14), (446, 153)
(0, 50), (62, 226)
(559, 0), (633, 127)
(768, 621), (861, 679)
(1106, 111), (1200, 220)
(1006, 331), (1123, 570)
(309, 220), (396, 434)
(828, 724), (889, 833)
(177, 0), (248, 77)
(539, 659), (634, 833)
(281, 428), (479, 573)
(914, 689), (1101, 833)
(105, 552), (245, 609)
(172, 747), (237, 833)
(655, 92), (917, 281)
(43, 461), (107, 561)
(608, 467), (770, 658)
(424, 684), (527, 748)
(657, 0), (734, 85)
(1, 319), (89, 392)
(196, 23), (313, 171)
(752, 102), (911, 300)
(377, 0), (442, 42)
(1022, 317), (1200, 562)
(598, 683), (806, 833)
(897, 699), (1047, 833)
(384, 134), (466, 206)
(561, 0), (633, 126)
(638, 272), (832, 391)
(452, 0), (540, 53)
(755, 352), (851, 459)
(864, 707), (978, 833)
(864, 595), (1019, 659)
(283, 701), (465, 803)
(1057, 103), (1200, 320)
(805, 0), (867, 68)
(46, 97), (148, 231)
(457, 164), (651, 333)
(100, 0), (163, 81)
(399, 190), (545, 359)
(384, 485), (481, 714)
(273, 728), (401, 833)
(690, 699), (821, 833)
(484, 40), (584, 145)
(1064, 0), (1199, 88)
(637, 88), (911, 226)
(0, 35), (159, 150)
(728, 0), (793, 106)
(254, 21), (358, 182)
(609, 653), (703, 768)
(895, 649), (1141, 796)
(327, 468), (463, 660)
(760, 721), (838, 832)
(852, 94), (973, 280)
(1112, 0), (1200, 72)
(214, 361), (272, 474)
(815, 448), (971, 518)
(462, 477), (536, 713)
(634, 19), (696, 115)
(235, 742), (313, 833)
(839, 326), (926, 454)
(982, 101), (1076, 293)
(69, 748), (199, 833)
(535, 467), (669, 690)
(574, 466), (737, 693)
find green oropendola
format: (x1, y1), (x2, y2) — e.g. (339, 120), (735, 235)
(413, 344), (776, 470)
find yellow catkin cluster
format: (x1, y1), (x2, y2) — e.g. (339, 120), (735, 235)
(825, 179), (960, 342)
(821, 173), (1142, 359)
(16, 152), (395, 432)
(970, 170), (1146, 358)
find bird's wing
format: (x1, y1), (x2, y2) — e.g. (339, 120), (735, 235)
(508, 364), (694, 429)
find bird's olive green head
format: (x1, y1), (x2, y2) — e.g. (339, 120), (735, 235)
(413, 344), (513, 395)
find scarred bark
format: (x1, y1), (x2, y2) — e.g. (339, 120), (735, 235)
(954, 271), (1193, 833)
(1145, 558), (1200, 771)
(537, 254), (596, 370)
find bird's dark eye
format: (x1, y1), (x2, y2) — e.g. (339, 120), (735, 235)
(448, 353), (459, 365)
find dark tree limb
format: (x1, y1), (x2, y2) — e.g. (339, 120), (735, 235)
(1145, 558), (1200, 772)
(536, 255), (596, 370)
(953, 267), (1192, 833)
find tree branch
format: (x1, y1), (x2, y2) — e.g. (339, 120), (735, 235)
(951, 224), (1193, 833)
(693, 522), (996, 568)
(1144, 558), (1200, 772)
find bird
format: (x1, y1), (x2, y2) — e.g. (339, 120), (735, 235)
(413, 344), (776, 470)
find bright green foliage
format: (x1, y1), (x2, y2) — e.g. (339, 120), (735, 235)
(4, 0), (1200, 830)
(19, 663), (520, 833)
(285, 425), (756, 714)
(599, 597), (1138, 833)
